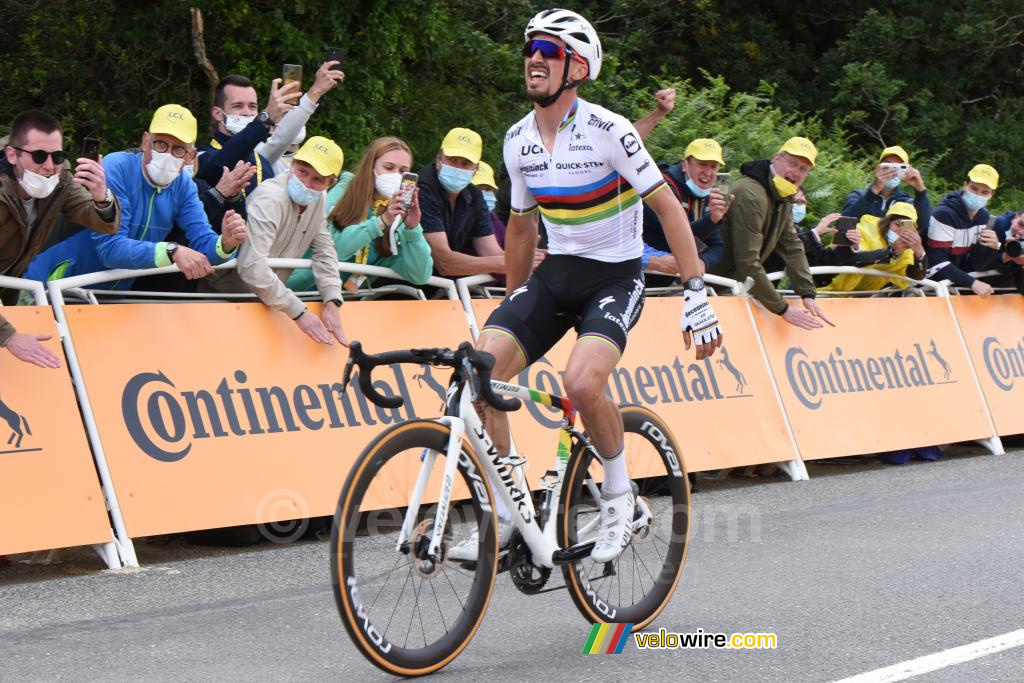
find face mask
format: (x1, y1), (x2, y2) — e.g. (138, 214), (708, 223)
(963, 190), (989, 213)
(18, 166), (61, 199)
(771, 173), (799, 199)
(482, 190), (497, 212)
(883, 176), (901, 190)
(146, 150), (184, 187)
(222, 113), (255, 135)
(288, 174), (319, 206)
(887, 229), (900, 245)
(374, 171), (402, 198)
(685, 178), (711, 198)
(183, 163), (196, 179)
(791, 203), (807, 224)
(437, 164), (474, 193)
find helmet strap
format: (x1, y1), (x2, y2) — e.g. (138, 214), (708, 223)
(536, 57), (582, 108)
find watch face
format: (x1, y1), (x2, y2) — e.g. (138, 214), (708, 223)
(686, 277), (705, 291)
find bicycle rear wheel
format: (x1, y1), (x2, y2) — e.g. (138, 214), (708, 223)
(557, 405), (691, 628)
(331, 420), (498, 676)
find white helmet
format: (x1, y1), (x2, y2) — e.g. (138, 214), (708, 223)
(525, 9), (602, 80)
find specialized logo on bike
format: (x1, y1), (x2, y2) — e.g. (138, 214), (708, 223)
(0, 390), (37, 455)
(784, 339), (954, 410)
(981, 336), (1024, 391)
(517, 347), (753, 430)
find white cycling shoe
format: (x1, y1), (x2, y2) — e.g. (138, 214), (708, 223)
(590, 488), (636, 563)
(447, 517), (514, 562)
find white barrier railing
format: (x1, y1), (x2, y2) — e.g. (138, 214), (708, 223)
(0, 275), (48, 306)
(765, 266), (950, 297)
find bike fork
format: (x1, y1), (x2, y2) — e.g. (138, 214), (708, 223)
(395, 417), (465, 555)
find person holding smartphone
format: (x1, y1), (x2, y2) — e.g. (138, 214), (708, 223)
(821, 203), (927, 292)
(842, 145), (931, 241)
(0, 109), (120, 368)
(286, 136), (433, 294)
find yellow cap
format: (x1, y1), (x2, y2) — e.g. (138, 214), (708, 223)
(779, 136), (818, 167)
(968, 163), (999, 190)
(472, 161), (497, 189)
(683, 138), (724, 165)
(441, 127), (483, 165)
(879, 145), (909, 164)
(886, 201), (918, 223)
(293, 136), (344, 177)
(149, 104), (197, 145)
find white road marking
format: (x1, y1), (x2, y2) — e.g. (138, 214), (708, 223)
(834, 629), (1024, 682)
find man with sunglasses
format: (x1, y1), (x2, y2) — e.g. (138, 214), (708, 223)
(449, 9), (722, 565)
(26, 104), (248, 291)
(1, 109), (120, 368)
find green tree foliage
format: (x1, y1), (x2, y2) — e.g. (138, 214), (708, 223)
(1, 0), (1022, 211)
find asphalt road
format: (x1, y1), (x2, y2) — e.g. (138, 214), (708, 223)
(2, 447), (1022, 681)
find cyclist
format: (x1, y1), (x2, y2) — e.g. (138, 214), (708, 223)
(450, 9), (722, 563)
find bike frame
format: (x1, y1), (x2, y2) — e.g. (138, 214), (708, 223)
(393, 375), (602, 569)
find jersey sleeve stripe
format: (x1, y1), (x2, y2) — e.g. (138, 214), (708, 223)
(640, 179), (668, 199)
(510, 204), (539, 216)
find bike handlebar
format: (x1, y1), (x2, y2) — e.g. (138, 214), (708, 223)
(342, 341), (521, 412)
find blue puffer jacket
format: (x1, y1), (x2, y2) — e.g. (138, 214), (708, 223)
(25, 151), (230, 289)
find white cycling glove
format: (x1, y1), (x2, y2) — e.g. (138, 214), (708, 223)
(680, 286), (723, 345)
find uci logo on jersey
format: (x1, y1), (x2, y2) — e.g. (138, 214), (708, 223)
(620, 132), (641, 158)
(521, 144), (545, 156)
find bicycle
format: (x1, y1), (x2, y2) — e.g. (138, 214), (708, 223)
(330, 341), (692, 676)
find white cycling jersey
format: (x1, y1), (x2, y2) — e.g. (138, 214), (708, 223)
(503, 98), (667, 262)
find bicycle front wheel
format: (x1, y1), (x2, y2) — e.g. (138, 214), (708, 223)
(331, 419), (498, 676)
(557, 404), (691, 629)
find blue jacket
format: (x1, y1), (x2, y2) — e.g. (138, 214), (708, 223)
(842, 184), (931, 240)
(25, 151), (230, 289)
(925, 190), (1000, 287)
(198, 124), (274, 196)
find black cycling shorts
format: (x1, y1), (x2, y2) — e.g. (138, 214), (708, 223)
(482, 254), (645, 365)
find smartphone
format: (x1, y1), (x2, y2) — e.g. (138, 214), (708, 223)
(396, 172), (418, 210)
(80, 137), (101, 162)
(881, 162), (909, 178)
(832, 216), (858, 246)
(326, 47), (345, 71)
(282, 63), (303, 88)
(713, 172), (731, 207)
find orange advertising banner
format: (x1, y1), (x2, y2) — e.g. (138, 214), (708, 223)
(472, 296), (795, 472)
(951, 296), (1024, 435)
(752, 298), (992, 459)
(0, 307), (112, 555)
(65, 301), (477, 537)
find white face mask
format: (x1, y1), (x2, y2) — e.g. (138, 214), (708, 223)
(146, 150), (185, 187)
(18, 167), (61, 199)
(223, 114), (255, 135)
(374, 172), (402, 198)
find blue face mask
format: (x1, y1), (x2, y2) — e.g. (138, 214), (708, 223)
(791, 203), (807, 224)
(685, 178), (711, 198)
(288, 174), (319, 206)
(963, 190), (989, 213)
(482, 190), (497, 213)
(438, 164), (474, 193)
(883, 176), (901, 190)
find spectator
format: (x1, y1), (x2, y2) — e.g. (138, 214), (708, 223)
(843, 145), (931, 240)
(418, 128), (533, 280)
(286, 136), (433, 293)
(995, 209), (1024, 294)
(763, 187), (869, 277)
(0, 109), (120, 367)
(821, 202), (926, 292)
(203, 136), (347, 345)
(709, 137), (833, 329)
(925, 164), (1002, 296)
(472, 161), (506, 246)
(641, 138), (727, 286)
(25, 104), (247, 290)
(196, 74), (297, 195)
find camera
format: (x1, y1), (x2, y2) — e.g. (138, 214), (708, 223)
(1006, 237), (1024, 258)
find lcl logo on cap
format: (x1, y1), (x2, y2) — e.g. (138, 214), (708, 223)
(458, 135), (471, 143)
(168, 112), (185, 120)
(315, 144), (329, 154)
